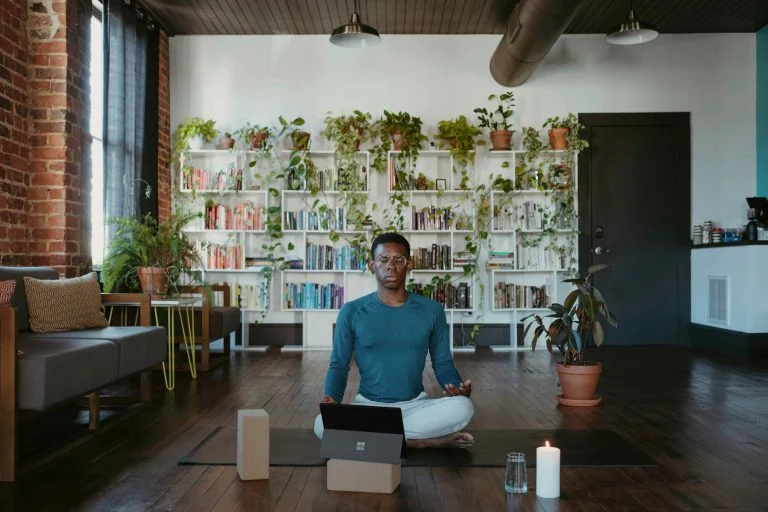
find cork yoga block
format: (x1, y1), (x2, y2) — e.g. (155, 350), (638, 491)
(237, 409), (269, 480)
(326, 459), (401, 493)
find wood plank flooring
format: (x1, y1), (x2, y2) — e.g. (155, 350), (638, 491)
(1, 346), (768, 511)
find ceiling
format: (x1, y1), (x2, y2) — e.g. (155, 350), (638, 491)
(143, 0), (768, 37)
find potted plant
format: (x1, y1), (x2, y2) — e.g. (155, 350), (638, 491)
(542, 113), (586, 151)
(523, 264), (617, 406)
(378, 110), (427, 152)
(474, 91), (515, 150)
(233, 123), (273, 150)
(321, 110), (374, 152)
(101, 212), (203, 298)
(435, 115), (484, 189)
(220, 132), (235, 149)
(174, 117), (218, 153)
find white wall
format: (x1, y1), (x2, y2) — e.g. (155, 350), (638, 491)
(170, 33), (757, 227)
(691, 246), (768, 333)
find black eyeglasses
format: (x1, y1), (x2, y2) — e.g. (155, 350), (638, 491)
(373, 255), (408, 267)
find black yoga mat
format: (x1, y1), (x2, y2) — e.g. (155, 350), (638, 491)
(178, 427), (656, 468)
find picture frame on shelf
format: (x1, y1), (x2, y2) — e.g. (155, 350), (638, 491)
(436, 179), (447, 191)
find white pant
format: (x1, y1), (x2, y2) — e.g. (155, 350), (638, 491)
(313, 392), (474, 440)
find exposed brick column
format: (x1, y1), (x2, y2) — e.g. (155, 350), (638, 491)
(157, 29), (171, 223)
(26, 0), (90, 276)
(0, 0), (30, 265)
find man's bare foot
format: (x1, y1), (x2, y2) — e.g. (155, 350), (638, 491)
(407, 432), (474, 449)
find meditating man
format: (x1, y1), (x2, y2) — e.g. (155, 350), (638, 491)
(314, 232), (475, 448)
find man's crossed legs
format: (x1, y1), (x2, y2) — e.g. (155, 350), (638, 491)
(314, 392), (475, 448)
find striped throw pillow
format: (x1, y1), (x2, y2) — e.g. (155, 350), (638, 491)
(23, 272), (109, 332)
(0, 279), (15, 305)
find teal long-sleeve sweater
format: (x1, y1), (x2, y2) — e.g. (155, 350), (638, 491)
(323, 291), (463, 403)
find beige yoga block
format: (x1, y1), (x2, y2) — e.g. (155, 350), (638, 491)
(326, 459), (401, 493)
(237, 409), (269, 480)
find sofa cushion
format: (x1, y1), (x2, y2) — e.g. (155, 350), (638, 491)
(16, 337), (119, 411)
(20, 326), (167, 378)
(0, 266), (59, 331)
(0, 279), (16, 304)
(24, 272), (109, 333)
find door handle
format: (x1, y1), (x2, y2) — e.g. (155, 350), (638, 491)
(593, 246), (611, 255)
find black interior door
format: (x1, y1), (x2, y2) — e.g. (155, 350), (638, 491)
(578, 113), (690, 346)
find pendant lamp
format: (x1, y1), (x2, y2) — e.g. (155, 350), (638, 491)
(330, 0), (381, 48)
(606, 0), (659, 45)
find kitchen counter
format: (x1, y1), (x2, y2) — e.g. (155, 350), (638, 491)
(691, 240), (768, 249)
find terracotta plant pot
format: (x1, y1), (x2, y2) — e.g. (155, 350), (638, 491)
(391, 129), (406, 151)
(137, 266), (168, 297)
(220, 137), (235, 149)
(490, 130), (513, 150)
(548, 128), (570, 150)
(555, 362), (602, 406)
(291, 131), (310, 150)
(250, 131), (268, 149)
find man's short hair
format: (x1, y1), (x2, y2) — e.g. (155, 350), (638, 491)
(371, 232), (410, 258)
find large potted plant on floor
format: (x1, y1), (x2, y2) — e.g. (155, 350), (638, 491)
(523, 264), (617, 406)
(101, 212), (203, 297)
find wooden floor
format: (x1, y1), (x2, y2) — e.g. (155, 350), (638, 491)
(2, 346), (768, 511)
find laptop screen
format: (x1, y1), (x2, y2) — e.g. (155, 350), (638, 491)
(320, 402), (407, 458)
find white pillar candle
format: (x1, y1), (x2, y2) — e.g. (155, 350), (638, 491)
(536, 440), (560, 498)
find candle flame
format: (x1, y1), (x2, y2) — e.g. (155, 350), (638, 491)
(545, 441), (550, 447)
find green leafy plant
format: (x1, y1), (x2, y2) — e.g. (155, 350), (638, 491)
(436, 115), (484, 189)
(474, 91), (515, 131)
(174, 117), (218, 154)
(523, 264), (617, 365)
(321, 110), (374, 192)
(101, 211), (203, 295)
(542, 113), (589, 152)
(371, 110), (428, 174)
(233, 123), (273, 151)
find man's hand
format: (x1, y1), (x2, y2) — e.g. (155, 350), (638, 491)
(321, 395), (338, 404)
(443, 379), (472, 397)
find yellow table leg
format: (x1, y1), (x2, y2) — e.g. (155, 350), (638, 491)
(158, 307), (175, 391)
(177, 305), (197, 379)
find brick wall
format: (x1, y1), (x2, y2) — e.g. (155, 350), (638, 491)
(0, 0), (30, 265)
(157, 29), (171, 223)
(0, 0), (91, 276)
(26, 0), (91, 276)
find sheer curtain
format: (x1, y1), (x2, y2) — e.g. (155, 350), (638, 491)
(104, 0), (159, 238)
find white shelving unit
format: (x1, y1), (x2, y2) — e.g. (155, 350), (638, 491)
(174, 145), (578, 352)
(486, 149), (579, 350)
(179, 149), (272, 348)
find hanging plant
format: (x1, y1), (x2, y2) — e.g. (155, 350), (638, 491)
(435, 115), (484, 189)
(371, 110), (428, 176)
(321, 110), (375, 192)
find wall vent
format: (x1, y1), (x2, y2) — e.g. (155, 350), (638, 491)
(707, 276), (728, 325)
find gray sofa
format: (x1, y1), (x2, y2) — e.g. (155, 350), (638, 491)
(0, 266), (167, 482)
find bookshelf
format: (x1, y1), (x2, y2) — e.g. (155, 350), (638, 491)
(175, 145), (579, 352)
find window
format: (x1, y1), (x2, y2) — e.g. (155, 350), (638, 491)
(90, 1), (104, 265)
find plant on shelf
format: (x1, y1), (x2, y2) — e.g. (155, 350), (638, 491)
(371, 110), (428, 175)
(474, 91), (515, 150)
(435, 115), (484, 190)
(522, 264), (617, 406)
(321, 110), (375, 192)
(234, 123), (273, 151)
(101, 211), (204, 297)
(174, 117), (218, 153)
(220, 132), (235, 149)
(542, 113), (588, 151)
